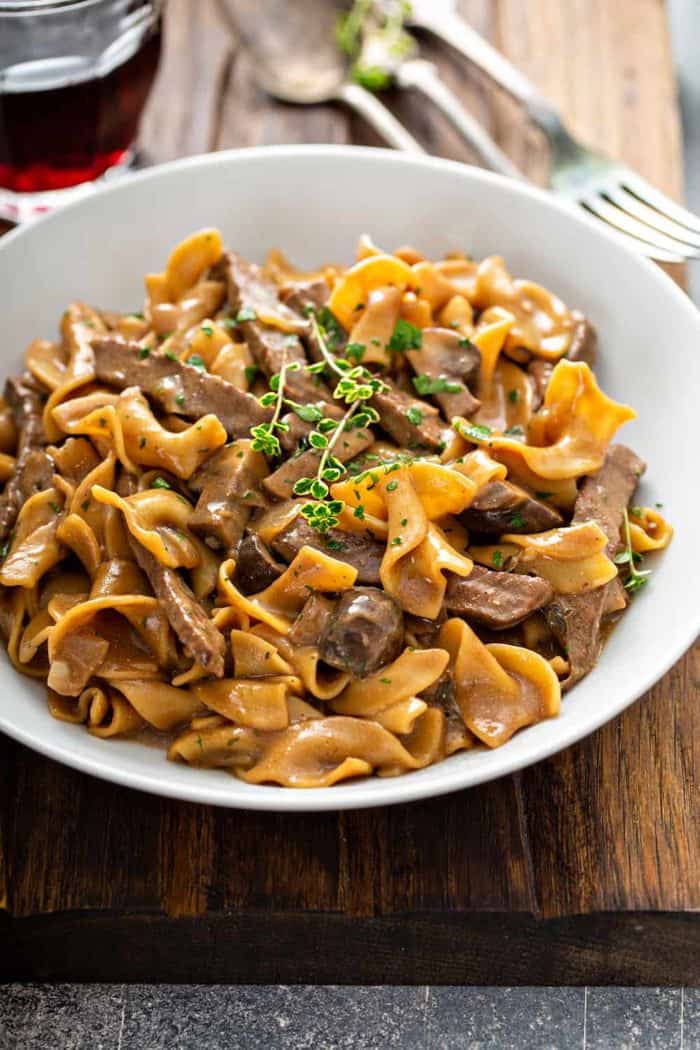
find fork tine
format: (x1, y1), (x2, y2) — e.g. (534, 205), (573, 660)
(578, 204), (685, 262)
(581, 195), (700, 260)
(605, 186), (700, 251)
(622, 172), (700, 236)
(578, 203), (686, 262)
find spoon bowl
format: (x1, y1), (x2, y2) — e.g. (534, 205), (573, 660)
(217, 0), (424, 152)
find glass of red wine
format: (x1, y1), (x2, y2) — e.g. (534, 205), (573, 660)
(0, 0), (164, 223)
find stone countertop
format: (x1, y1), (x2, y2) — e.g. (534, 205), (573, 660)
(2, 985), (699, 1050)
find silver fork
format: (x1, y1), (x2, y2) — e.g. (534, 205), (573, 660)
(401, 0), (700, 264)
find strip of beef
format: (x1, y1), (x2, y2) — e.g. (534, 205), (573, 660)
(270, 512), (384, 585)
(226, 251), (335, 409)
(263, 425), (373, 500)
(445, 564), (553, 629)
(406, 327), (481, 419)
(188, 440), (268, 553)
(93, 338), (269, 438)
(288, 592), (335, 647)
(232, 534), (285, 595)
(129, 537), (226, 677)
(567, 314), (597, 366)
(283, 281), (339, 367)
(243, 324), (335, 409)
(461, 479), (563, 535)
(527, 359), (554, 411)
(281, 278), (330, 315)
(0, 376), (53, 542)
(320, 587), (404, 675)
(225, 250), (309, 335)
(545, 444), (645, 689)
(371, 376), (450, 452)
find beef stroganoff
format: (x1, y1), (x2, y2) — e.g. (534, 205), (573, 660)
(0, 230), (672, 787)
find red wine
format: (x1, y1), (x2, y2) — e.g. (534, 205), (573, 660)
(0, 25), (162, 194)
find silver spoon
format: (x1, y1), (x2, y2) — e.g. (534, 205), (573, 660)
(216, 0), (425, 154)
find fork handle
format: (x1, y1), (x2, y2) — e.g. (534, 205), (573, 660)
(410, 7), (562, 134)
(396, 60), (523, 179)
(337, 82), (426, 153)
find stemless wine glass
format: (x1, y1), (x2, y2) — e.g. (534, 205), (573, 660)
(0, 0), (164, 223)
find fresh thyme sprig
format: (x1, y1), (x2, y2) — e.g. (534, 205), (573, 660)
(246, 304), (390, 533)
(250, 359), (300, 458)
(289, 311), (386, 530)
(614, 507), (651, 594)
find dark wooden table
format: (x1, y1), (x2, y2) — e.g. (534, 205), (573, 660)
(1, 0), (698, 985)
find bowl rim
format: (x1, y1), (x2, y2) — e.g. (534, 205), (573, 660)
(0, 143), (698, 812)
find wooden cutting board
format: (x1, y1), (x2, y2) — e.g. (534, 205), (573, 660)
(1, 0), (698, 985)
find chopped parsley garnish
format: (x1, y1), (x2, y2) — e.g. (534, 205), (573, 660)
(200, 324), (214, 336)
(354, 504), (365, 521)
(129, 311), (144, 320)
(492, 550), (503, 568)
(244, 364), (259, 385)
(386, 480), (398, 492)
(49, 501), (61, 515)
(390, 536), (403, 546)
(139, 437), (147, 449)
(400, 517), (408, 527)
(457, 421), (492, 443)
(412, 374), (461, 396)
(152, 477), (172, 490)
(81, 499), (90, 512)
(165, 350), (179, 361)
(235, 307), (257, 323)
(406, 406), (424, 425)
(379, 677), (392, 685)
(316, 306), (345, 350)
(535, 491), (553, 500)
(138, 347), (150, 359)
(188, 354), (207, 371)
(458, 337), (475, 349)
(388, 318), (422, 352)
(325, 539), (347, 552)
(175, 393), (185, 408)
(507, 388), (519, 403)
(345, 342), (366, 363)
(509, 512), (525, 528)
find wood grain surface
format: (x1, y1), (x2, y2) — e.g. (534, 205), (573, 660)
(1, 0), (698, 984)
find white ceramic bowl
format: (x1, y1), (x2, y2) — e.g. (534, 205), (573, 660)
(0, 146), (698, 811)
